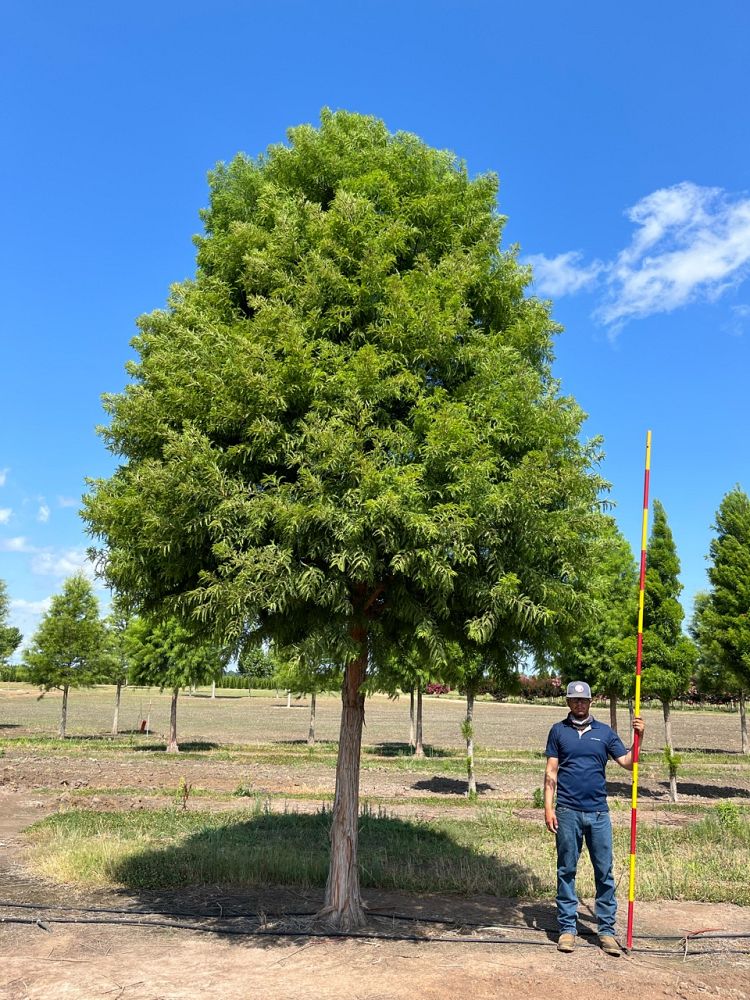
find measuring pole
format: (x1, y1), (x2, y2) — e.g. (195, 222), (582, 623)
(626, 430), (651, 951)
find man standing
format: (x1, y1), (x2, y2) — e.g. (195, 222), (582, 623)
(544, 681), (645, 956)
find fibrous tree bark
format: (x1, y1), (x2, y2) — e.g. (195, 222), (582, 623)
(167, 687), (179, 753)
(319, 625), (368, 931)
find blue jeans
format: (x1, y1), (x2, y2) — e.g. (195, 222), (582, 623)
(555, 806), (617, 936)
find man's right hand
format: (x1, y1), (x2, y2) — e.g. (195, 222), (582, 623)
(545, 810), (558, 833)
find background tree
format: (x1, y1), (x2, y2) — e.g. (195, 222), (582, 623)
(84, 110), (605, 928)
(124, 616), (227, 752)
(0, 580), (22, 667)
(694, 488), (750, 753)
(102, 599), (132, 736)
(557, 516), (638, 731)
(637, 500), (696, 800)
(23, 575), (106, 738)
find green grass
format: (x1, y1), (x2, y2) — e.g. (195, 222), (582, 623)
(25, 801), (750, 905)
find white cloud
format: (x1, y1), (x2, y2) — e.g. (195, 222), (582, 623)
(8, 597), (53, 654)
(527, 182), (750, 332)
(30, 547), (96, 580)
(37, 504), (50, 523)
(725, 303), (750, 337)
(599, 183), (750, 328)
(0, 536), (34, 553)
(57, 496), (79, 509)
(526, 251), (604, 297)
(0, 508), (11, 525)
(0, 468), (8, 487)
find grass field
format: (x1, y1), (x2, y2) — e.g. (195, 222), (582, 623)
(2, 682), (750, 907)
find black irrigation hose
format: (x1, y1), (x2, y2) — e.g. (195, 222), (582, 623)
(1, 914), (749, 956)
(1, 900), (749, 943)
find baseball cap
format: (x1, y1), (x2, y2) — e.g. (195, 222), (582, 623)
(566, 681), (592, 699)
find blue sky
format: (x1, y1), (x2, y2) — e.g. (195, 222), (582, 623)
(2, 1), (749, 652)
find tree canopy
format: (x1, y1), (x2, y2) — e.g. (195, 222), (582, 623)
(0, 580), (22, 666)
(23, 575), (105, 691)
(639, 500), (696, 706)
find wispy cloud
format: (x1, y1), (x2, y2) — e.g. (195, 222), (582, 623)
(37, 504), (50, 523)
(30, 547), (96, 580)
(0, 536), (34, 553)
(8, 596), (53, 653)
(526, 182), (750, 331)
(57, 496), (79, 509)
(0, 468), (8, 487)
(525, 251), (604, 297)
(0, 509), (11, 525)
(725, 303), (750, 337)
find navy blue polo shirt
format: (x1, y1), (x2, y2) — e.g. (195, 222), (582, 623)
(545, 717), (628, 812)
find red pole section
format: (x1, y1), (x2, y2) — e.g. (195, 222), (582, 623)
(626, 430), (651, 951)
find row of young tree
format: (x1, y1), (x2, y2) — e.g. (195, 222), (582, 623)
(0, 575), (228, 750)
(6, 112), (747, 928)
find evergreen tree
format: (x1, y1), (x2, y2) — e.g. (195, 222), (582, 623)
(696, 488), (750, 753)
(557, 516), (638, 731)
(23, 575), (106, 738)
(83, 111), (605, 927)
(639, 500), (696, 799)
(0, 580), (22, 666)
(124, 616), (227, 752)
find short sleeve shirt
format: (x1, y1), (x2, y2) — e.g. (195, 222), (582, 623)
(545, 717), (628, 812)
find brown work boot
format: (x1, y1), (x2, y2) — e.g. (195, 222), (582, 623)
(599, 934), (621, 957)
(557, 933), (576, 953)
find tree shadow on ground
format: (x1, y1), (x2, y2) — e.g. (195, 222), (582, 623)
(133, 741), (220, 753)
(674, 746), (746, 756)
(108, 810), (540, 947)
(412, 777), (494, 795)
(0, 722), (20, 729)
(608, 779), (750, 799)
(365, 742), (454, 758)
(518, 901), (600, 940)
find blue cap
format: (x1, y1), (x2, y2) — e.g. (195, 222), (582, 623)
(566, 681), (592, 699)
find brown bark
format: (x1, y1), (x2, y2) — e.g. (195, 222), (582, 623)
(609, 690), (618, 733)
(319, 624), (368, 930)
(663, 700), (677, 802)
(409, 688), (415, 749)
(740, 690), (748, 755)
(628, 698), (635, 734)
(308, 691), (317, 747)
(166, 687), (180, 753)
(112, 681), (122, 737)
(414, 687), (424, 757)
(466, 689), (476, 797)
(60, 685), (69, 739)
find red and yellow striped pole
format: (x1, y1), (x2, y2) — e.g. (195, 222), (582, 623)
(626, 430), (651, 952)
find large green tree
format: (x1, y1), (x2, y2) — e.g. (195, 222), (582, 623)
(0, 580), (22, 666)
(124, 616), (226, 752)
(83, 110), (605, 928)
(557, 515), (638, 731)
(23, 575), (106, 738)
(638, 500), (696, 800)
(694, 488), (750, 753)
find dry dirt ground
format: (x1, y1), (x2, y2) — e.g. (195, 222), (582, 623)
(1, 688), (749, 998)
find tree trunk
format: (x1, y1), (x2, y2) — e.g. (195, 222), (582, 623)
(740, 690), (748, 755)
(211, 680), (216, 699)
(466, 689), (476, 797)
(308, 690), (317, 747)
(111, 681), (122, 737)
(609, 690), (618, 733)
(166, 687), (179, 753)
(60, 685), (69, 739)
(628, 698), (634, 734)
(319, 626), (368, 930)
(414, 686), (424, 757)
(409, 688), (415, 749)
(286, 690), (292, 709)
(663, 700), (677, 802)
